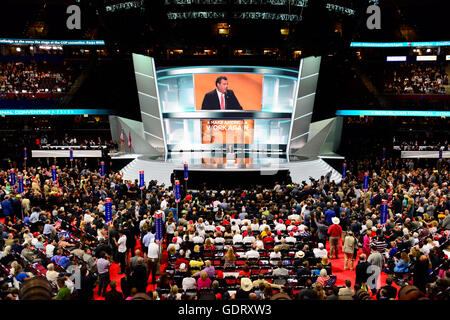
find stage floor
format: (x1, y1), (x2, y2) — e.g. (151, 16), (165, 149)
(115, 152), (342, 186)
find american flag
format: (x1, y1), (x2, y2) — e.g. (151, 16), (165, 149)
(120, 129), (125, 147)
(128, 132), (132, 148)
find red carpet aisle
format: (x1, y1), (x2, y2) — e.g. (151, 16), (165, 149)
(93, 239), (168, 300)
(325, 238), (399, 299)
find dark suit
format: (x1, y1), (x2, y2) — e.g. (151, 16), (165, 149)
(355, 261), (371, 285)
(201, 89), (242, 110)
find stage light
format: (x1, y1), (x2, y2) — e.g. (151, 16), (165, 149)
(218, 28), (229, 35)
(280, 28), (289, 35)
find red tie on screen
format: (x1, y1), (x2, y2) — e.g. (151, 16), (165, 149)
(220, 93), (225, 110)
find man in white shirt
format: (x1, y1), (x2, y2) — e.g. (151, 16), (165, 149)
(46, 240), (56, 258)
(160, 197), (169, 210)
(146, 238), (161, 284)
(245, 243), (260, 260)
(259, 221), (271, 232)
(46, 263), (59, 284)
(274, 219), (287, 232)
(230, 221), (240, 232)
(193, 232), (205, 244)
(204, 221), (216, 234)
(114, 230), (127, 274)
(233, 230), (243, 245)
(243, 230), (256, 245)
(285, 232), (297, 245)
(313, 243), (328, 258)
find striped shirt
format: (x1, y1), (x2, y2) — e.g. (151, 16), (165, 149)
(97, 258), (110, 274)
(373, 240), (388, 253)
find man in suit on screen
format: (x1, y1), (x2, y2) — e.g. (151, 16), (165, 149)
(201, 76), (243, 110)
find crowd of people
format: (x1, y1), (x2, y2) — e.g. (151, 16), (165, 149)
(0, 61), (73, 99)
(383, 62), (448, 95)
(35, 134), (117, 150)
(0, 155), (449, 301)
(394, 142), (450, 151)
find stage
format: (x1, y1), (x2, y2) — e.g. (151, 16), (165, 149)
(112, 151), (341, 188)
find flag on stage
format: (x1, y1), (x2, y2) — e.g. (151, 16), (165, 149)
(120, 129), (125, 147)
(128, 132), (132, 149)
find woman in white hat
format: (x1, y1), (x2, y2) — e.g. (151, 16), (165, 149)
(234, 277), (253, 299)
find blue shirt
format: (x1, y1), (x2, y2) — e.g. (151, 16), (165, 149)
(142, 232), (155, 247)
(51, 255), (71, 269)
(23, 216), (31, 225)
(43, 223), (55, 235)
(325, 209), (336, 225)
(170, 208), (178, 223)
(15, 272), (30, 283)
(1, 200), (13, 216)
(304, 211), (311, 226)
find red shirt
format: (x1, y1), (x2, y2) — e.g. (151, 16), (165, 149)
(263, 236), (274, 243)
(327, 224), (343, 237)
(238, 270), (250, 277)
(174, 258), (189, 270)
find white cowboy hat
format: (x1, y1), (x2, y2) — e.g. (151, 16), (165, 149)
(240, 277), (253, 292)
(332, 217), (340, 225)
(295, 251), (305, 259)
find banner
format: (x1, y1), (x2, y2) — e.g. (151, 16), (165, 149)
(51, 165), (57, 183)
(18, 175), (24, 194)
(342, 162), (347, 179)
(69, 149), (73, 161)
(105, 198), (113, 225)
(58, 231), (71, 239)
(175, 180), (181, 202)
(184, 163), (189, 181)
(380, 199), (388, 225)
(100, 161), (105, 178)
(363, 172), (369, 191)
(155, 210), (163, 243)
(24, 148), (27, 160)
(139, 171), (145, 189)
(201, 119), (255, 144)
(10, 169), (16, 186)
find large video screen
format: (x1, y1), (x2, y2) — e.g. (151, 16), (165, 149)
(194, 74), (263, 111)
(156, 66), (298, 151)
